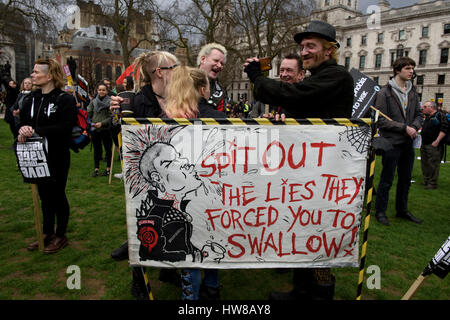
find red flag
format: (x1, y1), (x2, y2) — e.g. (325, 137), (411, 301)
(116, 63), (136, 85)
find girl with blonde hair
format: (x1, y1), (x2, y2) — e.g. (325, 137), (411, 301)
(164, 65), (225, 300)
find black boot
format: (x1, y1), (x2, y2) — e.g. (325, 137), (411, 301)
(311, 269), (335, 300)
(111, 241), (128, 261)
(199, 284), (220, 300)
(269, 268), (313, 300)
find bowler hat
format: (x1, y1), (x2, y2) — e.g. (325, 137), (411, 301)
(294, 20), (340, 48)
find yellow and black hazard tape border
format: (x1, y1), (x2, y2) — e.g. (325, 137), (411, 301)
(122, 117), (371, 127)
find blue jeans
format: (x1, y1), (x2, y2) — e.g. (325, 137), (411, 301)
(375, 142), (415, 215)
(181, 269), (219, 300)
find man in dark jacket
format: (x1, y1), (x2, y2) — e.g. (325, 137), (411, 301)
(244, 21), (353, 119)
(374, 57), (423, 226)
(420, 101), (448, 189)
(244, 20), (354, 301)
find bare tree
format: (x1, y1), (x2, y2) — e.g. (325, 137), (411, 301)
(0, 0), (62, 40)
(229, 0), (314, 59)
(99, 0), (156, 68)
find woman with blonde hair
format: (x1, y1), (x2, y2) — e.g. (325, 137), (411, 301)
(164, 65), (225, 300)
(164, 66), (225, 119)
(18, 58), (77, 254)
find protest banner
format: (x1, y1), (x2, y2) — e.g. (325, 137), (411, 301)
(62, 64), (73, 86)
(122, 118), (371, 269)
(15, 136), (51, 184)
(14, 136), (51, 251)
(351, 68), (380, 119)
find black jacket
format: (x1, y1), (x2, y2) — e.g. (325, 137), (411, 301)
(421, 111), (448, 145)
(252, 59), (353, 118)
(19, 88), (77, 165)
(133, 84), (163, 118)
(375, 83), (422, 145)
(198, 98), (226, 118)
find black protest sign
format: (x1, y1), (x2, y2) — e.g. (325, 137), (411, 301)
(15, 136), (52, 183)
(423, 236), (450, 279)
(350, 68), (380, 118)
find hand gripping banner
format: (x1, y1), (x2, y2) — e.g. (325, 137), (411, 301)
(122, 118), (371, 269)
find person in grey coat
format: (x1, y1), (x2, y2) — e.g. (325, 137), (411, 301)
(374, 57), (423, 226)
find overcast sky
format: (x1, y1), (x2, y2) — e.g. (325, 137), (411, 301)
(358, 0), (419, 12)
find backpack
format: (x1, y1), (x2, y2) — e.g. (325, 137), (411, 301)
(70, 107), (92, 152)
(443, 112), (450, 145)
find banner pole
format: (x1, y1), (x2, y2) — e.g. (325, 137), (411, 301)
(356, 115), (377, 300)
(401, 274), (427, 300)
(109, 143), (115, 185)
(31, 184), (44, 251)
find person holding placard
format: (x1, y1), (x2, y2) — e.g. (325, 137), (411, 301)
(18, 58), (77, 254)
(243, 20), (354, 300)
(163, 66), (225, 300)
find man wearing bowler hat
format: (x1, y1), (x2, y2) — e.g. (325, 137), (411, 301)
(244, 20), (353, 118)
(244, 21), (354, 300)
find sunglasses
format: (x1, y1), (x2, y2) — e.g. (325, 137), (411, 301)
(152, 64), (179, 73)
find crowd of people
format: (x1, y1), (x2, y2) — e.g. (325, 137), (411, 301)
(1, 19), (448, 301)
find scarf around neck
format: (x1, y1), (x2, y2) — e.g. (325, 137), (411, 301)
(93, 94), (111, 113)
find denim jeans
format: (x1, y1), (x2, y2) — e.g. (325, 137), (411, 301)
(181, 269), (219, 300)
(375, 142), (415, 215)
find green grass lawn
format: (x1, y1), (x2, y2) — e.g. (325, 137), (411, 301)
(0, 120), (448, 300)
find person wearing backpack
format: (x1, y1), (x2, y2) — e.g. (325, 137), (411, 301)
(17, 58), (77, 254)
(87, 82), (113, 177)
(420, 100), (449, 189)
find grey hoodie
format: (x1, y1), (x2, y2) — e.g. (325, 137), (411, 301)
(389, 78), (412, 115)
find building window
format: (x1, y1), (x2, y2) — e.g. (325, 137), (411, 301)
(391, 52), (395, 66)
(325, 0), (330, 5)
(419, 50), (427, 65)
(359, 56), (366, 69)
(397, 48), (404, 58)
(377, 32), (384, 43)
(96, 26), (100, 35)
(375, 54), (382, 68)
(417, 75), (424, 85)
(444, 24), (450, 34)
(102, 28), (107, 36)
(361, 35), (367, 46)
(115, 66), (122, 80)
(346, 37), (351, 47)
(95, 64), (102, 81)
(345, 57), (350, 70)
(422, 26), (429, 38)
(348, 0), (351, 5)
(373, 76), (379, 84)
(399, 30), (406, 40)
(441, 48), (449, 64)
(438, 74), (445, 85)
(106, 65), (113, 80)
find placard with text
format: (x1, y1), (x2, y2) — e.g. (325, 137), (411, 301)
(123, 123), (370, 268)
